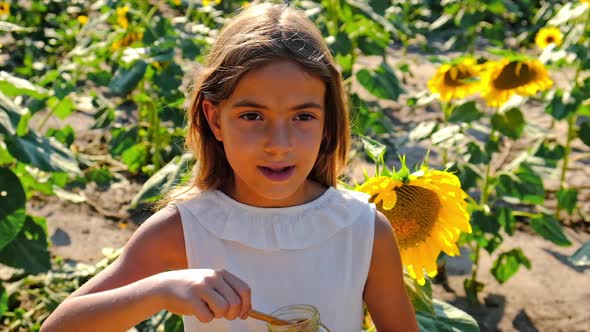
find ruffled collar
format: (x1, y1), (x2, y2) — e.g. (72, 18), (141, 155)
(178, 187), (371, 251)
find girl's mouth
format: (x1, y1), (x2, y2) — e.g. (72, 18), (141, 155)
(257, 165), (295, 182)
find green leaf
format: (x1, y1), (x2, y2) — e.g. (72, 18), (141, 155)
(0, 215), (51, 274)
(0, 167), (26, 219)
(0, 285), (7, 316)
(490, 249), (531, 284)
(359, 135), (386, 164)
(578, 122), (590, 147)
(557, 188), (578, 215)
(404, 274), (434, 315)
(0, 142), (13, 165)
(47, 125), (75, 148)
(131, 153), (193, 208)
(109, 60), (148, 96)
(0, 167), (27, 251)
(546, 89), (578, 120)
(356, 60), (404, 100)
(109, 127), (139, 156)
(497, 163), (544, 205)
(471, 210), (500, 235)
(0, 209), (26, 252)
(87, 166), (116, 186)
(48, 95), (75, 119)
(466, 142), (489, 164)
(530, 214), (572, 247)
(416, 299), (480, 332)
(533, 141), (565, 167)
(121, 143), (149, 173)
(5, 131), (80, 173)
(491, 108), (524, 140)
(496, 207), (516, 236)
(0, 71), (49, 99)
(163, 314), (184, 332)
(568, 241), (590, 267)
(448, 101), (483, 124)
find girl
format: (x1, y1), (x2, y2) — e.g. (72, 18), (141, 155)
(41, 2), (418, 332)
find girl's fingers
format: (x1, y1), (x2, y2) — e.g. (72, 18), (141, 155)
(220, 270), (252, 319)
(213, 279), (242, 320)
(192, 298), (215, 323)
(201, 287), (230, 319)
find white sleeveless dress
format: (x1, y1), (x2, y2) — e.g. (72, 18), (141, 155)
(174, 186), (376, 332)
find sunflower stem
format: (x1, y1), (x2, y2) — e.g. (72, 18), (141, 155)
(554, 24), (585, 219)
(466, 129), (496, 304)
(555, 113), (576, 220)
(441, 102), (454, 166)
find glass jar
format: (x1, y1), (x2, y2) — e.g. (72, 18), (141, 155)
(266, 304), (330, 332)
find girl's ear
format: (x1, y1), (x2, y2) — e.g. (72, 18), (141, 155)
(202, 99), (223, 141)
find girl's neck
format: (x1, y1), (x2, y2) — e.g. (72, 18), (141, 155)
(221, 179), (327, 208)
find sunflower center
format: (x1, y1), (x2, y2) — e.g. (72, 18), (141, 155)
(443, 66), (475, 87)
(492, 61), (537, 90)
(373, 185), (441, 250)
(546, 36), (554, 43)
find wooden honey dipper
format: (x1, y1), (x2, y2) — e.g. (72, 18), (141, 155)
(248, 308), (291, 326)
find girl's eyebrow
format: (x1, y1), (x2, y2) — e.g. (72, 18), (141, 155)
(231, 99), (323, 110)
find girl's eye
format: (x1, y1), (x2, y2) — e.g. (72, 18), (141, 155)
(240, 113), (262, 121)
(295, 113), (315, 121)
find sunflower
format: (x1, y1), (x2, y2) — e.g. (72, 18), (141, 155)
(480, 58), (553, 107)
(0, 2), (9, 16)
(427, 58), (482, 102)
(116, 6), (129, 29)
(77, 15), (88, 25)
(535, 27), (563, 49)
(356, 163), (471, 285)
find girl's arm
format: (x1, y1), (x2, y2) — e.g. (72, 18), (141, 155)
(363, 211), (420, 332)
(40, 207), (252, 332)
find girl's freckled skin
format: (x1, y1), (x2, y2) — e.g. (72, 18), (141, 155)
(202, 60), (327, 208)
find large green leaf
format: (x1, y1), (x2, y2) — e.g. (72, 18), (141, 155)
(556, 188), (578, 215)
(359, 135), (386, 164)
(5, 131), (80, 174)
(416, 299), (480, 332)
(131, 153), (193, 208)
(448, 101), (483, 124)
(109, 60), (148, 96)
(0, 285), (7, 316)
(490, 249), (531, 284)
(404, 274), (434, 315)
(497, 163), (544, 205)
(0, 209), (26, 252)
(356, 60), (404, 101)
(0, 92), (26, 136)
(491, 108), (524, 140)
(578, 122), (590, 147)
(530, 214), (571, 247)
(0, 215), (51, 274)
(0, 167), (27, 251)
(546, 89), (578, 120)
(0, 71), (49, 99)
(0, 167), (26, 218)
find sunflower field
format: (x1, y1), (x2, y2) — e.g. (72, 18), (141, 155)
(1, 0), (590, 331)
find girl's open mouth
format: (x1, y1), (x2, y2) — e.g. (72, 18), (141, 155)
(257, 166), (295, 182)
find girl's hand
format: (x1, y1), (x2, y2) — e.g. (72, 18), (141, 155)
(153, 269), (252, 323)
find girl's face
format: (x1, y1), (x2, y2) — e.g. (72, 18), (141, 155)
(202, 59), (326, 207)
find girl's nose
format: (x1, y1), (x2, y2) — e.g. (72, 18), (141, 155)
(264, 122), (293, 155)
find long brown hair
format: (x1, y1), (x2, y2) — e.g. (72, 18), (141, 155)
(158, 2), (350, 208)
